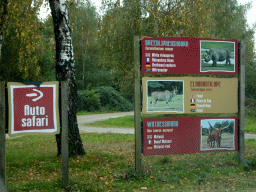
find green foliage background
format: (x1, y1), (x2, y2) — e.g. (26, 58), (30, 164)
(0, 0), (255, 111)
(77, 85), (133, 112)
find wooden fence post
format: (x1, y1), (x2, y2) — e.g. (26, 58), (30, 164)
(134, 36), (142, 172)
(61, 81), (69, 184)
(0, 82), (6, 188)
(238, 41), (245, 164)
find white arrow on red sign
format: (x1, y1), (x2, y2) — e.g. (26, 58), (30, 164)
(26, 89), (43, 102)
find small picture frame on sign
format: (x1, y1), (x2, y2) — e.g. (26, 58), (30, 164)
(200, 119), (235, 151)
(146, 80), (184, 113)
(200, 40), (236, 73)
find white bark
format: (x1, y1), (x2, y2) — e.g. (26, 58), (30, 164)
(58, 1), (74, 66)
(49, 0), (85, 156)
(49, 0), (76, 80)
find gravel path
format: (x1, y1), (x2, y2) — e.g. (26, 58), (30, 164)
(6, 112), (256, 139)
(78, 112), (256, 139)
(77, 111), (134, 134)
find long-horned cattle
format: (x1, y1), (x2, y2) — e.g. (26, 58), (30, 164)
(207, 121), (230, 148)
(150, 86), (178, 108)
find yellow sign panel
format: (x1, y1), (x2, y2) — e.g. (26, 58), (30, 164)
(142, 77), (238, 114)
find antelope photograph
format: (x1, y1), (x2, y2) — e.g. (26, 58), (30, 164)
(201, 119), (235, 151)
(146, 80), (184, 113)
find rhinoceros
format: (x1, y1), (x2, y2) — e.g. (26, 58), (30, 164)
(150, 86), (178, 107)
(203, 48), (231, 67)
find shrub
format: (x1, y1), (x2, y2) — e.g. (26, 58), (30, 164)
(77, 85), (100, 112)
(95, 86), (133, 112)
(77, 86), (133, 112)
(245, 98), (256, 109)
(245, 98), (256, 118)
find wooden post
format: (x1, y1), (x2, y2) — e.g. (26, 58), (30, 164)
(61, 81), (69, 184)
(134, 36), (142, 172)
(0, 82), (6, 187)
(238, 41), (245, 164)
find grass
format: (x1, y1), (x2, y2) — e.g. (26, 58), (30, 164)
(77, 110), (128, 116)
(85, 115), (135, 128)
(201, 41), (235, 51)
(147, 95), (184, 112)
(84, 113), (192, 128)
(84, 114), (165, 128)
(5, 133), (256, 191)
(201, 63), (235, 72)
(245, 117), (256, 133)
(85, 114), (256, 134)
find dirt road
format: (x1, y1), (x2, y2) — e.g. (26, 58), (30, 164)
(6, 112), (256, 138)
(78, 112), (256, 139)
(77, 112), (134, 134)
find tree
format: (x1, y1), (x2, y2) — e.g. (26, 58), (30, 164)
(0, 0), (43, 82)
(38, 17), (56, 81)
(0, 0), (8, 58)
(68, 1), (113, 90)
(49, 0), (85, 156)
(99, 0), (141, 97)
(99, 0), (254, 99)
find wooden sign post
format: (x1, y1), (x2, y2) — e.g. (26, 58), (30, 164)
(0, 82), (6, 188)
(134, 36), (142, 172)
(61, 81), (69, 184)
(0, 81), (70, 189)
(239, 42), (245, 164)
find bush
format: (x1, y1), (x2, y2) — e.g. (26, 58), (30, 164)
(245, 98), (256, 118)
(245, 98), (256, 109)
(77, 85), (100, 112)
(95, 86), (133, 112)
(245, 61), (256, 100)
(77, 86), (133, 112)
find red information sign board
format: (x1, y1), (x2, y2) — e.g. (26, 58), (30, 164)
(8, 82), (60, 136)
(143, 117), (238, 156)
(141, 37), (239, 74)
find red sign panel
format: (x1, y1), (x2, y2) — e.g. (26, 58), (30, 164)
(143, 117), (238, 156)
(141, 37), (239, 74)
(8, 82), (60, 136)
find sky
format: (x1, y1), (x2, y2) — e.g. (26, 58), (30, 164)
(239, 0), (256, 29)
(201, 119), (235, 129)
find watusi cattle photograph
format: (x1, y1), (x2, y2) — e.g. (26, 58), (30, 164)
(146, 80), (184, 113)
(201, 119), (235, 151)
(200, 41), (236, 72)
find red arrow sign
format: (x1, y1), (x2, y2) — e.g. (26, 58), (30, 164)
(8, 82), (60, 136)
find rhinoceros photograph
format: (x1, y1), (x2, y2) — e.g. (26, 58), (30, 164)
(200, 41), (236, 72)
(146, 80), (184, 113)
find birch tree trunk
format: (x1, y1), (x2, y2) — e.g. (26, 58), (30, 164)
(49, 0), (86, 156)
